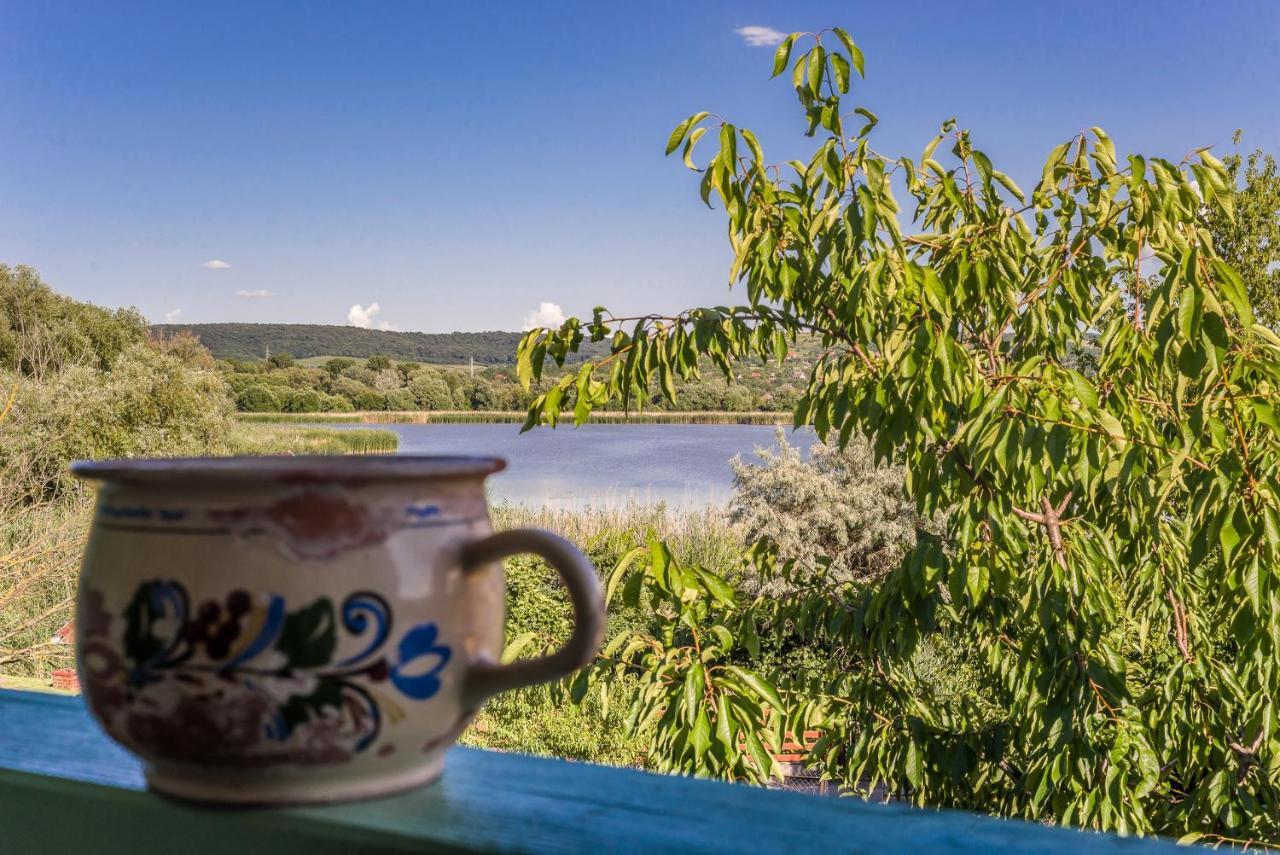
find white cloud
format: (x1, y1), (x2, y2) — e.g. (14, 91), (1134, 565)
(735, 26), (786, 47)
(349, 302), (393, 330)
(522, 301), (566, 331)
(201, 259), (231, 270)
(234, 289), (275, 298)
(164, 308), (182, 323)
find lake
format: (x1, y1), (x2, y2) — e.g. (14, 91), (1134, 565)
(355, 423), (818, 508)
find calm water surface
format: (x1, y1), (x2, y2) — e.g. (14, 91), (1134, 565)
(359, 423), (817, 507)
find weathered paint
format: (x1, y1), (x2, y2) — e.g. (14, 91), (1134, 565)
(0, 689), (1181, 854)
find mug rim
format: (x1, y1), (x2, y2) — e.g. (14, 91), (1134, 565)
(70, 454), (506, 485)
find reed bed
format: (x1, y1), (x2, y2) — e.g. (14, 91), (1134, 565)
(237, 410), (790, 426)
(226, 424), (400, 455)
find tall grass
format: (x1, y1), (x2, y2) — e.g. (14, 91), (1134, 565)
(226, 424), (400, 454)
(492, 502), (742, 572)
(237, 410), (790, 426)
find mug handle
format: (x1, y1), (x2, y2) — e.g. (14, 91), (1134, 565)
(459, 529), (605, 708)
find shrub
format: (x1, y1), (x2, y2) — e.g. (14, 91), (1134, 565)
(149, 330), (215, 370)
(340, 365), (378, 386)
(383, 389), (416, 411)
(1, 344), (233, 505)
(409, 373), (453, 410)
(281, 388), (325, 413)
(354, 389), (386, 411)
(372, 368), (401, 392)
(462, 379), (499, 410)
(325, 375), (373, 406)
(324, 393), (354, 412)
(322, 357), (355, 376)
(236, 384), (281, 413)
(730, 429), (917, 585)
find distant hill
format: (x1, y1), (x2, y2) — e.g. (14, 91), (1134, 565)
(151, 323), (599, 364)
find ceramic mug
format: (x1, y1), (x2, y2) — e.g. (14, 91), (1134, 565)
(70, 455), (604, 805)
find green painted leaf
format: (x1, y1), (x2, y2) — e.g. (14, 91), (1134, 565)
(278, 678), (344, 739)
(275, 598), (336, 669)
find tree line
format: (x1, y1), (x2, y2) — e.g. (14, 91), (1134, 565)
(150, 322), (605, 364)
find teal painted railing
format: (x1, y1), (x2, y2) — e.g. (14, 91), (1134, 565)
(0, 689), (1177, 853)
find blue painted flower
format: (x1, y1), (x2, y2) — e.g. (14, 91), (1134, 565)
(389, 623), (451, 700)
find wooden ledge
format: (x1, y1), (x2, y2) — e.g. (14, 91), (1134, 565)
(0, 689), (1175, 853)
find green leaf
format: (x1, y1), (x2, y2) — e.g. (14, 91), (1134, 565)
(666, 112), (709, 156)
(681, 126), (708, 171)
(606, 546), (646, 606)
(622, 568), (645, 609)
(966, 563), (989, 605)
(905, 740), (923, 789)
(692, 707), (712, 761)
(831, 27), (864, 77)
(741, 613), (760, 659)
(806, 46), (825, 97)
(991, 170), (1025, 202)
(715, 692), (735, 749)
(740, 128), (764, 167)
(830, 53), (850, 93)
(1221, 509), (1242, 567)
(1212, 258), (1254, 325)
(1096, 411), (1125, 443)
(1244, 559), (1262, 614)
(684, 661), (705, 723)
(771, 33), (797, 78)
(569, 669), (590, 704)
(743, 727), (773, 779)
(1253, 399), (1280, 433)
(724, 665), (783, 710)
(500, 631), (538, 663)
(695, 566), (737, 607)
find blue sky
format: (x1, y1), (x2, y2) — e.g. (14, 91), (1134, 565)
(2, 1), (1277, 332)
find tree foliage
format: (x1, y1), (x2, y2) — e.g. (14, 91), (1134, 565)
(518, 29), (1280, 843)
(2, 264), (148, 378)
(1, 266), (232, 508)
(1205, 133), (1280, 330)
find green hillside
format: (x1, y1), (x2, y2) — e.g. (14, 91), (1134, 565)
(151, 323), (601, 364)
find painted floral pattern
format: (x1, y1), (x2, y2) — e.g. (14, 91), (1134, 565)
(79, 580), (451, 766)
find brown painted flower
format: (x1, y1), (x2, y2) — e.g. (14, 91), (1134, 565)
(212, 490), (394, 559)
